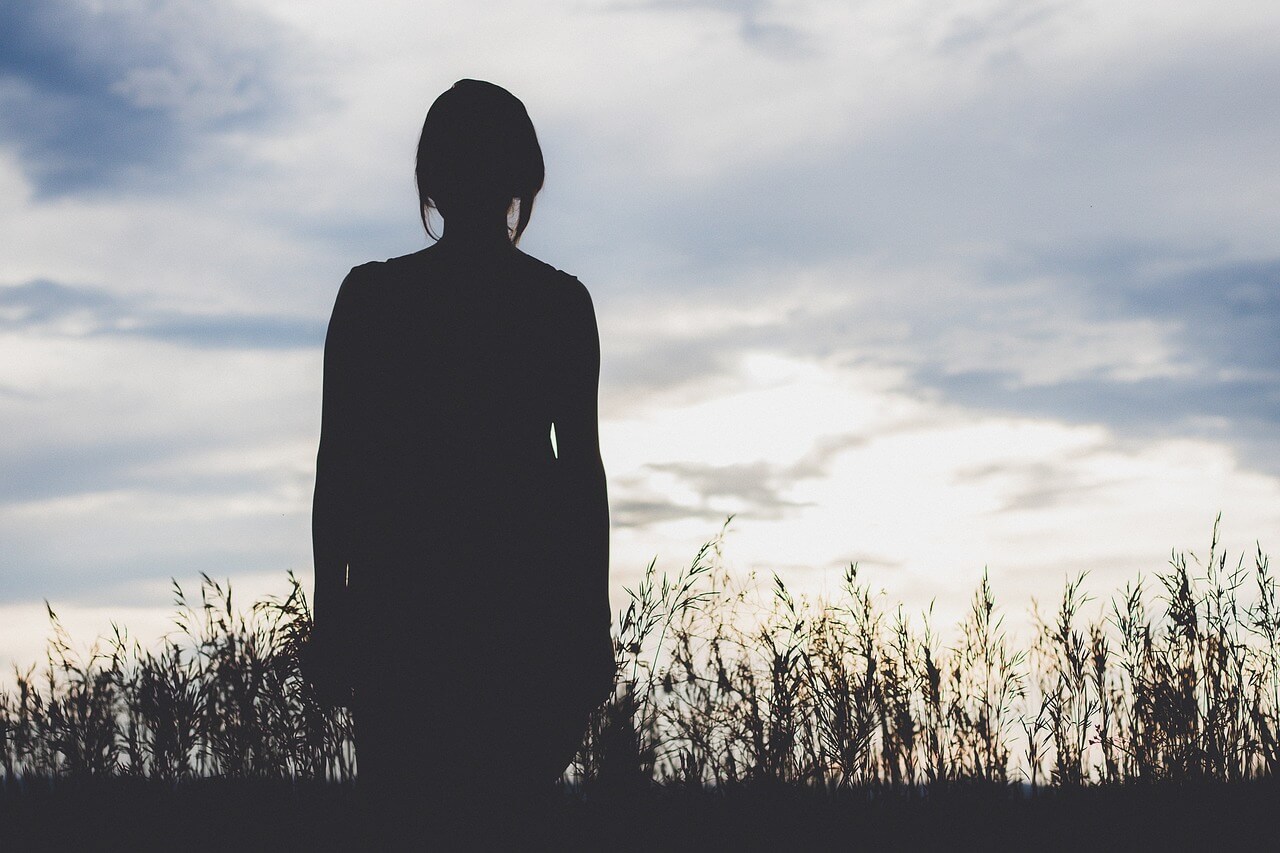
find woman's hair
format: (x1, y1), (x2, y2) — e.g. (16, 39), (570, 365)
(415, 79), (545, 244)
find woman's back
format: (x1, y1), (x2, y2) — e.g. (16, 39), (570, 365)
(325, 242), (598, 653)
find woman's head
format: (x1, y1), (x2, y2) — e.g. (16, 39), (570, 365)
(415, 80), (545, 244)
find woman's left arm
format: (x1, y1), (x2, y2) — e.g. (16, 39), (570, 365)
(554, 278), (613, 702)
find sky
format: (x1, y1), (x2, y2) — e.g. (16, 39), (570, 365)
(2, 0), (1279, 675)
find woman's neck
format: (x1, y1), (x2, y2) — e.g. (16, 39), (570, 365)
(438, 211), (512, 248)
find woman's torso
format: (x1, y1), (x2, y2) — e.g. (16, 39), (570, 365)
(339, 243), (582, 658)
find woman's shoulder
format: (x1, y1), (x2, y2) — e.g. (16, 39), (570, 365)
(332, 250), (429, 303)
(346, 249), (429, 281)
(511, 250), (593, 308)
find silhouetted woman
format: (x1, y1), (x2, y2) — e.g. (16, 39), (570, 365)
(307, 79), (613, 844)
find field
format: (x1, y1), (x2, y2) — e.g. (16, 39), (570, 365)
(4, 775), (1276, 850)
(3, 516), (1278, 848)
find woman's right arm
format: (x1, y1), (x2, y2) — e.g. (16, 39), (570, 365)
(311, 268), (363, 672)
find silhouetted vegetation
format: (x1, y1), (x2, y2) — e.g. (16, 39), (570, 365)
(585, 516), (1280, 790)
(2, 516), (1277, 847)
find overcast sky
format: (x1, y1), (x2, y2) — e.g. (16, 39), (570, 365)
(2, 0), (1279, 672)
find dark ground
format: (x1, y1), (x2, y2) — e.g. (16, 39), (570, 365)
(3, 777), (1275, 851)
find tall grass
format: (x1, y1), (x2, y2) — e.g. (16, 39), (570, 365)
(1, 575), (353, 784)
(2, 516), (1276, 790)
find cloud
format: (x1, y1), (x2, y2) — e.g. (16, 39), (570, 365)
(0, 0), (308, 196)
(610, 497), (726, 529)
(583, 18), (1280, 477)
(0, 433), (303, 508)
(0, 439), (160, 505)
(609, 0), (813, 57)
(952, 459), (1110, 513)
(597, 247), (1280, 489)
(647, 459), (807, 517)
(643, 432), (872, 521)
(1112, 258), (1280, 385)
(594, 34), (1280, 284)
(932, 0), (1066, 58)
(920, 367), (1280, 474)
(0, 279), (325, 348)
(908, 254), (1280, 473)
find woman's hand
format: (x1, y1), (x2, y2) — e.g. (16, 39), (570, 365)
(584, 626), (617, 709)
(300, 620), (354, 709)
